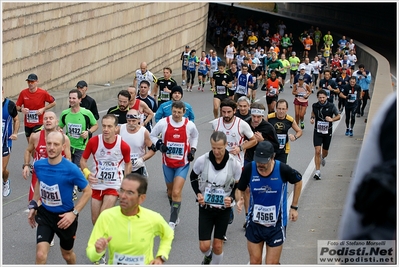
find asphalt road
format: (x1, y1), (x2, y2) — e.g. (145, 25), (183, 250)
(2, 74), (367, 265)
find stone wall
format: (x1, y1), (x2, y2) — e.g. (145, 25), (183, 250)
(2, 2), (209, 97)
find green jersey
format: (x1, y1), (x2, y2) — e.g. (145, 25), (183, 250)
(266, 59), (283, 77)
(281, 36), (291, 48)
(59, 107), (97, 150)
(289, 56), (301, 70)
(279, 59), (290, 74)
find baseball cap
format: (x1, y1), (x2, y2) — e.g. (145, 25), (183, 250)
(300, 65), (306, 70)
(185, 45), (190, 48)
(292, 51), (296, 55)
(171, 85), (183, 96)
(76, 80), (88, 88)
(298, 75), (304, 80)
(26, 73), (38, 81)
(254, 141), (274, 164)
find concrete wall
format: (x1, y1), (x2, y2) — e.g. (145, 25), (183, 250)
(355, 43), (393, 138)
(2, 2), (209, 98)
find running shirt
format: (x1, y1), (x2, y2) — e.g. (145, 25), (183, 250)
(156, 77), (177, 103)
(209, 57), (221, 76)
(236, 55), (245, 70)
(235, 71), (253, 96)
(193, 153), (241, 208)
(312, 101), (339, 135)
(212, 71), (233, 96)
(238, 160), (302, 227)
(59, 108), (97, 150)
(319, 79), (338, 102)
(181, 51), (190, 68)
(16, 88), (55, 128)
(212, 117), (254, 167)
(198, 57), (210, 75)
(162, 117), (190, 168)
(266, 78), (280, 97)
(107, 106), (129, 125)
(2, 98), (17, 149)
(135, 70), (157, 88)
(84, 134), (130, 190)
(86, 206), (174, 265)
(266, 60), (283, 77)
(34, 157), (88, 213)
(267, 113), (295, 154)
(294, 83), (309, 103)
(188, 55), (199, 72)
(119, 125), (147, 172)
(225, 45), (235, 59)
(288, 56), (301, 71)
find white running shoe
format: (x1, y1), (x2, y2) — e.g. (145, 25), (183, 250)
(3, 180), (11, 197)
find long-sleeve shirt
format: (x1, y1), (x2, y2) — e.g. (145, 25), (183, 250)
(86, 206), (174, 265)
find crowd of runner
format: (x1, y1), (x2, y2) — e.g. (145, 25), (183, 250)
(2, 8), (373, 265)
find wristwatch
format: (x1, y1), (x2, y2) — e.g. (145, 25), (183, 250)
(290, 205), (298, 210)
(160, 255), (167, 262)
(72, 209), (79, 216)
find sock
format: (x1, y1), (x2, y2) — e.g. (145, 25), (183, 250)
(315, 170), (320, 175)
(199, 81), (202, 86)
(203, 247), (212, 257)
(212, 252), (223, 264)
(170, 201), (181, 223)
(168, 196), (172, 206)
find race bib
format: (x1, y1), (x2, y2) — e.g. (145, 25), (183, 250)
(97, 161), (119, 185)
(160, 91), (170, 101)
(130, 153), (139, 165)
(250, 40), (255, 45)
(216, 85), (226, 94)
(27, 110), (39, 123)
(317, 121), (329, 134)
(297, 92), (306, 98)
(67, 123), (82, 139)
(277, 134), (286, 149)
(305, 44), (310, 49)
(113, 252), (145, 265)
(267, 88), (277, 96)
(252, 204), (276, 226)
(236, 85), (246, 95)
(348, 93), (357, 103)
(166, 142), (184, 160)
(183, 58), (188, 66)
(40, 181), (62, 207)
(189, 61), (195, 68)
(199, 64), (206, 71)
(204, 186), (225, 206)
(291, 62), (297, 68)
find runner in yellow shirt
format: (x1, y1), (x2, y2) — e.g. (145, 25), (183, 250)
(86, 174), (174, 265)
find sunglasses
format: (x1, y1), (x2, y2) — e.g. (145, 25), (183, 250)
(126, 114), (140, 120)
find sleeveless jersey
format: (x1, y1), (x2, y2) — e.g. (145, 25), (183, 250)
(226, 45), (235, 59)
(295, 83), (308, 103)
(198, 57), (209, 74)
(119, 125), (146, 171)
(93, 134), (124, 190)
(323, 44), (331, 58)
(214, 117), (245, 166)
(249, 160), (288, 227)
(181, 52), (190, 67)
(210, 57), (219, 72)
(163, 117), (190, 168)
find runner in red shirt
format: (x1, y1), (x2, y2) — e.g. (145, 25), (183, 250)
(16, 74), (56, 142)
